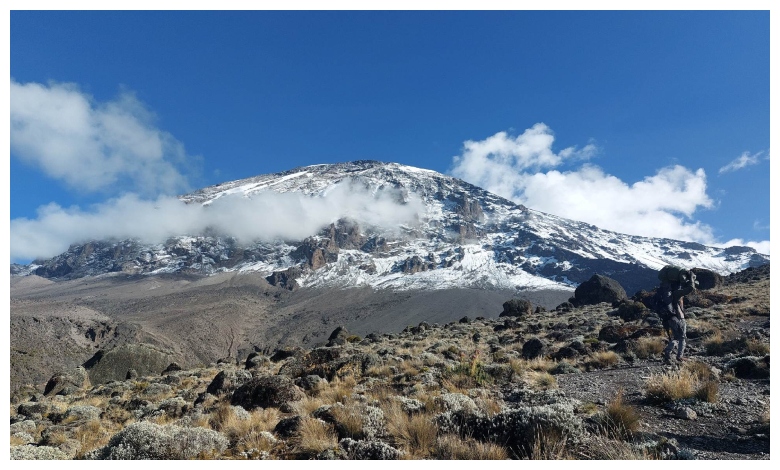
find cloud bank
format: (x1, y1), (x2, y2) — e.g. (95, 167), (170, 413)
(10, 80), (194, 196)
(10, 183), (423, 262)
(450, 124), (769, 254)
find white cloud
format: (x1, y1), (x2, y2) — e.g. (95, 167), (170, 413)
(450, 125), (769, 254)
(10, 182), (423, 262)
(718, 151), (762, 175)
(451, 124), (596, 200)
(717, 239), (770, 256)
(10, 80), (193, 195)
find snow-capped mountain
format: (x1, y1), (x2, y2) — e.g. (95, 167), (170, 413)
(23, 161), (768, 295)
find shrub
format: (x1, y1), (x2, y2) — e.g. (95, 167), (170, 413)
(89, 421), (229, 459)
(11, 445), (69, 460)
(448, 350), (492, 386)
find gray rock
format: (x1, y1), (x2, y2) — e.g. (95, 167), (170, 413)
(676, 407), (697, 420)
(206, 369), (253, 396)
(522, 337), (549, 359)
(231, 375), (305, 410)
(499, 299), (534, 317)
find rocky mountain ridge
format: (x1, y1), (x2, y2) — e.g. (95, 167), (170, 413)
(16, 161), (768, 295)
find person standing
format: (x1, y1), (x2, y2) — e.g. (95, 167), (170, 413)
(656, 265), (697, 363)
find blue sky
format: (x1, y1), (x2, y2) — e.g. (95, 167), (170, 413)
(8, 10), (771, 262)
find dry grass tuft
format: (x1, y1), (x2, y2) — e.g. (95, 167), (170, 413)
(319, 376), (356, 404)
(585, 351), (620, 370)
(10, 434), (30, 446)
(293, 395), (327, 417)
(433, 434), (507, 459)
(526, 424), (572, 460)
(576, 434), (655, 459)
(330, 403), (365, 439)
(682, 360), (714, 381)
(248, 407), (281, 433)
(366, 364), (394, 378)
(694, 380), (719, 403)
(746, 339), (770, 356)
(72, 419), (116, 458)
(645, 370), (699, 403)
(384, 401), (439, 458)
(632, 336), (666, 359)
(295, 417), (338, 455)
(598, 390), (640, 440)
(529, 371), (558, 390)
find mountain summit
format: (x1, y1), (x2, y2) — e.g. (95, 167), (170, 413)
(22, 161), (768, 294)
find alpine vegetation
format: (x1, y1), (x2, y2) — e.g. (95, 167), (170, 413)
(10, 265), (770, 460)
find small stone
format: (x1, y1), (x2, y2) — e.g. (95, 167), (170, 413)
(676, 407), (697, 420)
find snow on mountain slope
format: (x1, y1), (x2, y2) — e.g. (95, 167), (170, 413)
(24, 161), (768, 295)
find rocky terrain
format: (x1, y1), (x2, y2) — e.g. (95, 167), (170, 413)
(10, 264), (770, 460)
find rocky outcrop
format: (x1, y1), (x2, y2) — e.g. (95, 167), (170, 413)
(399, 255), (435, 274)
(206, 369), (254, 396)
(574, 274), (627, 305)
(265, 267), (302, 290)
(83, 343), (180, 385)
(499, 299), (534, 317)
(43, 367), (90, 397)
(230, 375), (305, 410)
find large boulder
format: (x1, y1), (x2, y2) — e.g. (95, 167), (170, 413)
(206, 369), (254, 396)
(84, 343), (179, 385)
(231, 375), (305, 410)
(521, 337), (549, 359)
(574, 275), (627, 306)
(691, 268), (723, 290)
(326, 326), (350, 346)
(499, 299), (534, 318)
(44, 366), (90, 397)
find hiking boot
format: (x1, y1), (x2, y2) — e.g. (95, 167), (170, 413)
(677, 357), (687, 362)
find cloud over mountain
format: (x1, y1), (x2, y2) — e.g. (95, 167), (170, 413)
(10, 182), (423, 262)
(450, 124), (768, 254)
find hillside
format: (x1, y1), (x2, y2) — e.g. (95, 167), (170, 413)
(10, 264), (770, 460)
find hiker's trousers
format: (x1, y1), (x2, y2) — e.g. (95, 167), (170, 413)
(664, 316), (686, 360)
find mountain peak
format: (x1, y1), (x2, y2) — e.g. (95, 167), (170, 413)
(21, 160), (769, 294)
